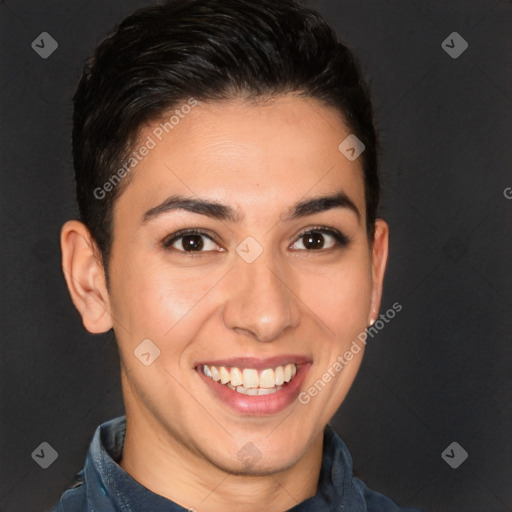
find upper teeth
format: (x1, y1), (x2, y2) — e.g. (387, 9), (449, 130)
(203, 363), (298, 389)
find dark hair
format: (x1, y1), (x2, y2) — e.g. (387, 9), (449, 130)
(72, 0), (379, 279)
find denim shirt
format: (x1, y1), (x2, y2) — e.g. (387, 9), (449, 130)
(51, 416), (421, 512)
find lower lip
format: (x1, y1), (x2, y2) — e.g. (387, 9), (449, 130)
(197, 364), (311, 415)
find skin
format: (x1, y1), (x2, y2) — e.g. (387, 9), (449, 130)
(61, 95), (388, 512)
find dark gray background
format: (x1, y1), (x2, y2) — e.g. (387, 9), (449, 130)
(1, 1), (511, 511)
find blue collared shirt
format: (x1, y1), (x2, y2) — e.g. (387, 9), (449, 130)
(51, 416), (422, 512)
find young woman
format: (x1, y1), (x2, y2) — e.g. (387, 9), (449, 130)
(56, 1), (422, 510)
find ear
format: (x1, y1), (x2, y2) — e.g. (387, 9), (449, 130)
(368, 219), (389, 325)
(60, 220), (113, 333)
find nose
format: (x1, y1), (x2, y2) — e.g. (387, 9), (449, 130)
(222, 249), (301, 343)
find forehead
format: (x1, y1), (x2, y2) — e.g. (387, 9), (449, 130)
(114, 95), (366, 223)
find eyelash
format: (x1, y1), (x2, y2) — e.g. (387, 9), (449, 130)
(162, 226), (350, 253)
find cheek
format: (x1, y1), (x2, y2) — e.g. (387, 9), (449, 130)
(300, 260), (372, 337)
(111, 255), (222, 346)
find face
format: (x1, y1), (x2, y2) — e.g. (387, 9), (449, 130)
(74, 95), (387, 476)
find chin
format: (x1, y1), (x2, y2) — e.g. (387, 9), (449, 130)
(213, 432), (309, 477)
(215, 451), (300, 477)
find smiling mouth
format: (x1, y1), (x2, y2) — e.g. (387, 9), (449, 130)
(200, 363), (299, 396)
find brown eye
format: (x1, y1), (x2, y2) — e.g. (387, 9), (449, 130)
(302, 232), (325, 250)
(179, 234), (204, 251)
(290, 227), (349, 251)
(163, 229), (221, 252)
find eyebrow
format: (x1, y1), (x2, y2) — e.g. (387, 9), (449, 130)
(142, 191), (360, 224)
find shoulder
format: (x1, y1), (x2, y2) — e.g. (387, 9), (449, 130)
(353, 476), (423, 512)
(324, 426), (423, 512)
(50, 470), (86, 512)
(49, 486), (86, 512)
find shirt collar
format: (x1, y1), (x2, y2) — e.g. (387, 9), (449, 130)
(83, 416), (366, 511)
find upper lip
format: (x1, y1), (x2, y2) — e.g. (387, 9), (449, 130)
(195, 355), (312, 370)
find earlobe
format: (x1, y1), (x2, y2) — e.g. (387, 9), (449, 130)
(368, 219), (389, 325)
(60, 220), (113, 333)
